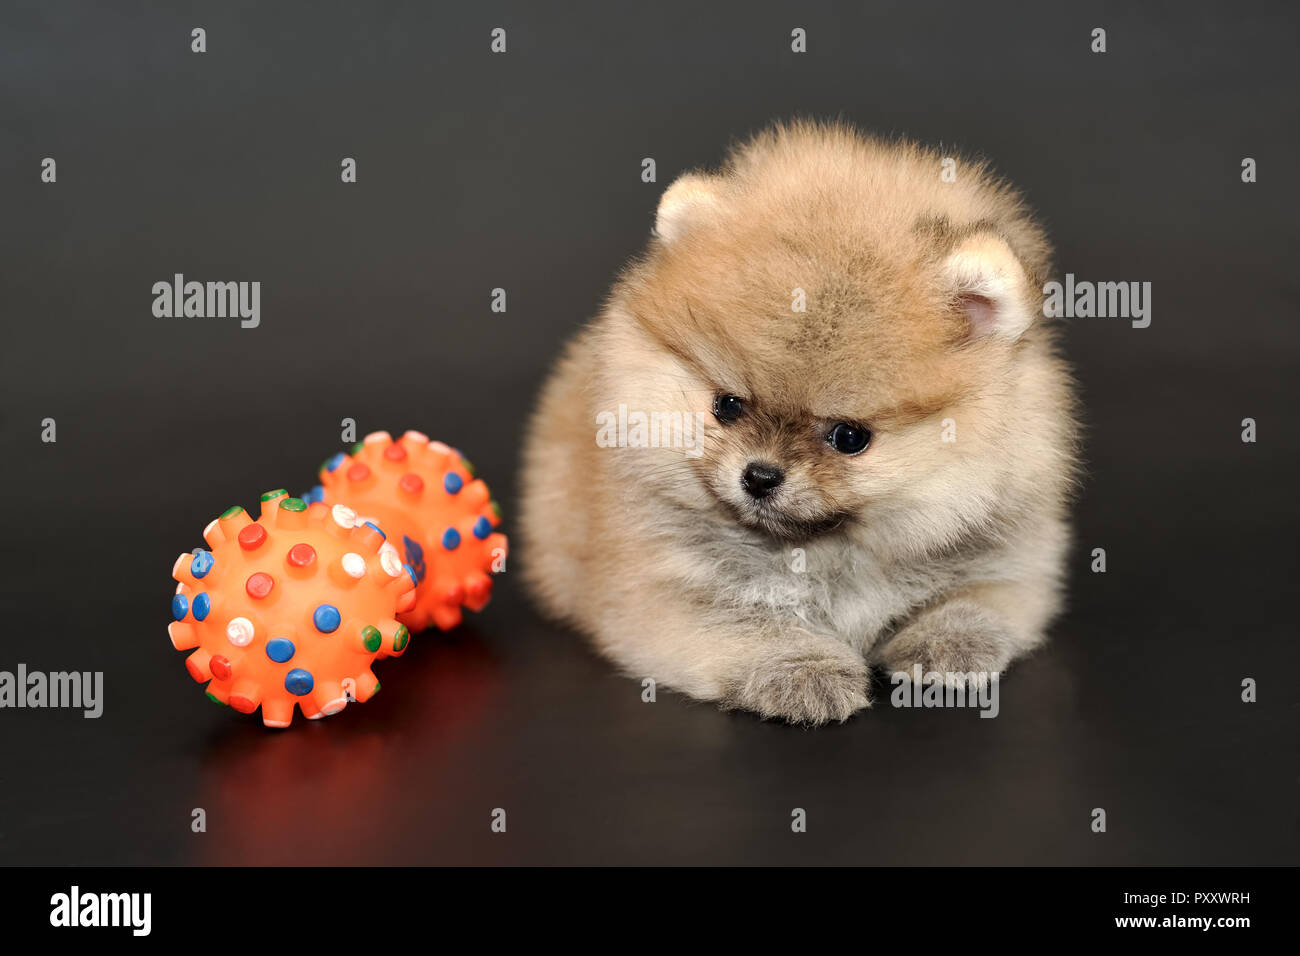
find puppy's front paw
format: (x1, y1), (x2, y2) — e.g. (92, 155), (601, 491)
(876, 601), (1014, 685)
(725, 645), (870, 725)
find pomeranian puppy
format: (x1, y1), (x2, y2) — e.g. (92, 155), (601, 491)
(519, 120), (1079, 724)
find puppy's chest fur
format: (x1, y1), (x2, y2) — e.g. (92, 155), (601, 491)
(662, 510), (968, 653)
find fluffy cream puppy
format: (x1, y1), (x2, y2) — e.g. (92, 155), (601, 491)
(519, 121), (1079, 724)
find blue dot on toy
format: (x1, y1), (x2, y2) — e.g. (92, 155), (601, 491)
(265, 638), (296, 663)
(473, 516), (491, 540)
(326, 453), (346, 472)
(444, 472), (463, 494)
(171, 594), (189, 620)
(442, 527), (460, 550)
(313, 604), (341, 633)
(284, 668), (314, 696)
(191, 550), (215, 578)
(192, 592), (211, 621)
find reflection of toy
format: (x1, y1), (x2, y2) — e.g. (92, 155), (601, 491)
(303, 430), (507, 633)
(168, 490), (417, 727)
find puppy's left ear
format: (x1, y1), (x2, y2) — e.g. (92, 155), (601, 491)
(940, 233), (1036, 341)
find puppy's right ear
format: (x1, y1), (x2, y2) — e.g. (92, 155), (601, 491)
(654, 173), (722, 243)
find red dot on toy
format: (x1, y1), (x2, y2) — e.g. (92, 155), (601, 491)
(287, 543), (316, 568)
(238, 524), (267, 550)
(398, 473), (424, 495)
(347, 463), (371, 482)
(384, 443), (407, 462)
(210, 654), (232, 681)
(245, 572), (275, 599)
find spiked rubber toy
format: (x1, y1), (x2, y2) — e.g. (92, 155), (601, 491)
(304, 430), (508, 633)
(168, 490), (418, 728)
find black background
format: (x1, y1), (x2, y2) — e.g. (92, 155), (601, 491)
(1, 1), (1296, 866)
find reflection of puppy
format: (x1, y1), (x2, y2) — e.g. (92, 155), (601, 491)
(519, 121), (1079, 724)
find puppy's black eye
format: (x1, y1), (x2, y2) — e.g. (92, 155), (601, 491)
(827, 422), (870, 455)
(713, 394), (745, 423)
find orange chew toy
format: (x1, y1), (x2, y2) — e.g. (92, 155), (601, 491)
(167, 490), (418, 728)
(305, 430), (507, 633)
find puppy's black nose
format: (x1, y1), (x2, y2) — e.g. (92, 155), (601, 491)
(741, 462), (784, 499)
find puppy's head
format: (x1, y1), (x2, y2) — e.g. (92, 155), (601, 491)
(604, 122), (1059, 547)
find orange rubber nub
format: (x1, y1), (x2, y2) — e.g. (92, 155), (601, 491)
(168, 490), (417, 728)
(308, 430), (507, 633)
